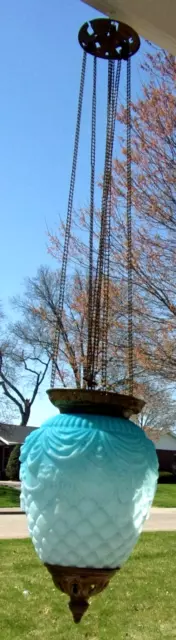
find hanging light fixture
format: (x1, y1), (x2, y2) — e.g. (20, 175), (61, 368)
(20, 18), (158, 624)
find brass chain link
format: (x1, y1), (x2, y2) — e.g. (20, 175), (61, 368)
(86, 56), (97, 388)
(51, 41), (134, 396)
(91, 59), (121, 389)
(127, 57), (134, 394)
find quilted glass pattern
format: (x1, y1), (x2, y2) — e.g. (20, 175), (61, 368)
(20, 414), (158, 568)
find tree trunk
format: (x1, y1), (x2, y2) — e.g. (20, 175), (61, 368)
(20, 399), (31, 426)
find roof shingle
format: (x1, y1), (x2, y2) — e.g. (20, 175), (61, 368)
(0, 423), (37, 445)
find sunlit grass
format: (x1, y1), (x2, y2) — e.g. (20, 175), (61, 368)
(0, 534), (176, 639)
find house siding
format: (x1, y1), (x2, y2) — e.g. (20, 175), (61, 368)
(156, 434), (176, 451)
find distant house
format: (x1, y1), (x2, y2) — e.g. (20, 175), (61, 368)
(0, 423), (37, 478)
(1, 422), (176, 479)
(155, 432), (176, 475)
(146, 429), (176, 474)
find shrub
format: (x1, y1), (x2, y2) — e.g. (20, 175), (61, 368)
(6, 444), (21, 480)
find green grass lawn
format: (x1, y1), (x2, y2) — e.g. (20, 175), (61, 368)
(0, 534), (176, 639)
(153, 483), (176, 508)
(0, 486), (20, 508)
(0, 481), (176, 508)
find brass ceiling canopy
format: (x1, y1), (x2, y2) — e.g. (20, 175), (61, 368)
(78, 18), (140, 60)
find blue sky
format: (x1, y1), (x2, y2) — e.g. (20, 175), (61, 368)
(0, 0), (147, 425)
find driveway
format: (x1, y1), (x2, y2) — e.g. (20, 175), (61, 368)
(0, 481), (21, 490)
(0, 513), (28, 538)
(144, 507), (176, 531)
(0, 508), (176, 539)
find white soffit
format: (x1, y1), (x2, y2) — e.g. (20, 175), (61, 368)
(81, 0), (176, 54)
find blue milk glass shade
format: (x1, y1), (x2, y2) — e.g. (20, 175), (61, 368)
(20, 414), (158, 569)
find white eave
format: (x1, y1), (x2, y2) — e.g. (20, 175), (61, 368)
(81, 1), (176, 55)
(0, 437), (17, 445)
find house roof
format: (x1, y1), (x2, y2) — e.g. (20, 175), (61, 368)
(0, 423), (37, 446)
(1, 422), (175, 447)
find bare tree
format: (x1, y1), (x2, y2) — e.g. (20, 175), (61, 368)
(11, 266), (130, 391)
(0, 338), (50, 425)
(133, 382), (176, 433)
(2, 265), (173, 436)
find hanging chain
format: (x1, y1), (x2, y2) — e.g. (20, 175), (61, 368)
(91, 60), (113, 386)
(91, 59), (121, 389)
(50, 32), (134, 394)
(101, 60), (114, 389)
(127, 56), (134, 395)
(86, 56), (97, 388)
(102, 60), (122, 389)
(51, 51), (87, 387)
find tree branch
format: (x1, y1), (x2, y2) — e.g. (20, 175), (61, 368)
(0, 380), (23, 417)
(30, 358), (50, 406)
(0, 369), (25, 404)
